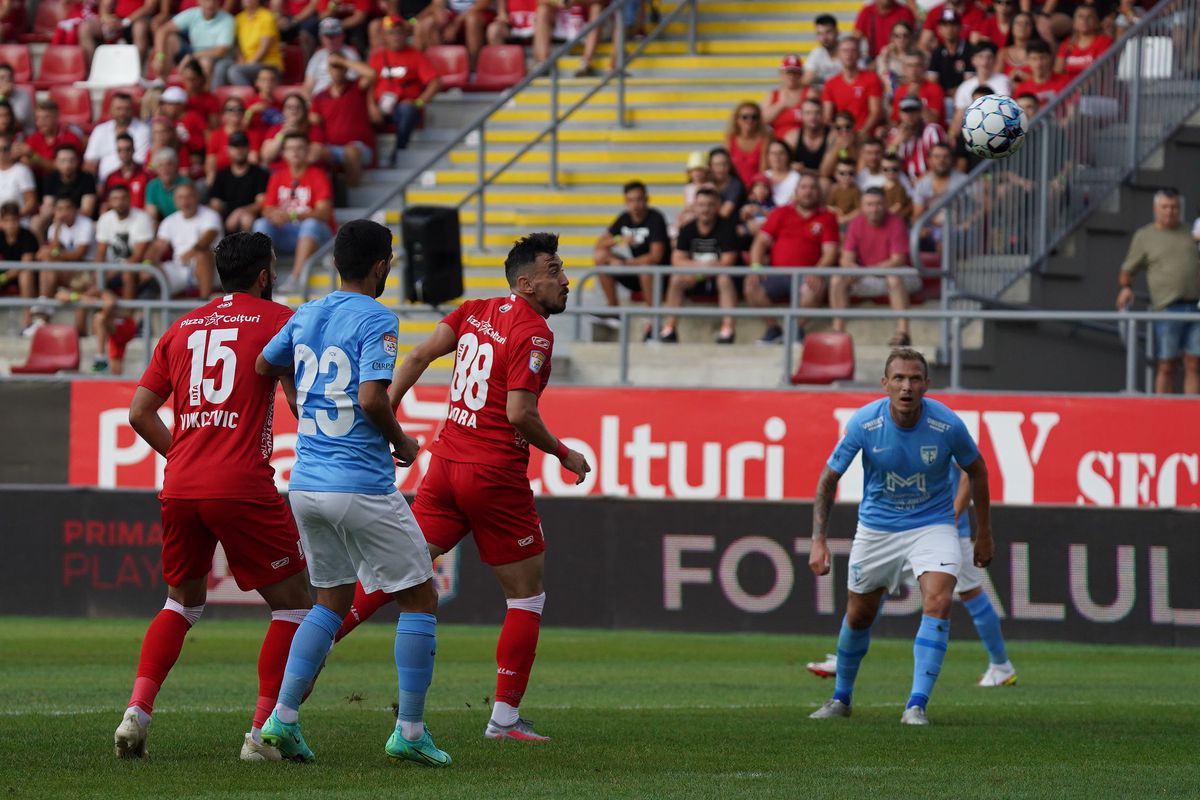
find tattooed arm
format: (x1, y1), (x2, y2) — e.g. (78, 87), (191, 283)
(809, 466), (843, 576)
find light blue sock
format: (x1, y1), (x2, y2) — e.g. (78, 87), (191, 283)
(908, 614), (950, 709)
(832, 616), (872, 706)
(964, 592), (1008, 665)
(395, 612), (437, 731)
(276, 604), (344, 717)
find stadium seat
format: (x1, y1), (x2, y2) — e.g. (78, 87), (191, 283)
(215, 85), (256, 107)
(10, 324), (81, 375)
(281, 44), (305, 85)
(426, 45), (469, 91)
(273, 85), (304, 103)
(77, 44), (141, 89)
(48, 85), (93, 129)
(468, 45), (526, 92)
(99, 86), (145, 121)
(790, 331), (855, 385)
(18, 0), (64, 43)
(34, 45), (86, 90)
(0, 44), (33, 83)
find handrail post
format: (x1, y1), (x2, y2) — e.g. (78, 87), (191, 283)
(1036, 123), (1049, 262)
(687, 0), (697, 55)
(618, 310), (630, 384)
(615, 0), (628, 129)
(1127, 34), (1143, 173)
(1124, 316), (1137, 393)
(939, 217), (951, 361)
(950, 314), (962, 390)
(477, 121), (487, 251)
(550, 63), (560, 189)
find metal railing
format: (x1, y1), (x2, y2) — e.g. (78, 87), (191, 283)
(912, 0), (1200, 320)
(300, 0), (700, 301)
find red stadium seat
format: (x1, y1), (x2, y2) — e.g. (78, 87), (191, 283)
(0, 44), (33, 83)
(34, 45), (86, 90)
(100, 86), (145, 121)
(273, 85), (305, 103)
(790, 331), (855, 385)
(281, 44), (305, 85)
(468, 45), (526, 92)
(425, 45), (469, 91)
(48, 85), (93, 129)
(10, 324), (81, 374)
(18, 0), (63, 43)
(215, 85), (256, 107)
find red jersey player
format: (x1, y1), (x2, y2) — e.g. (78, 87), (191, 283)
(334, 233), (590, 741)
(114, 232), (313, 762)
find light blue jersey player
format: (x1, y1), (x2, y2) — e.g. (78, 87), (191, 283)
(254, 219), (450, 766)
(807, 348), (995, 726)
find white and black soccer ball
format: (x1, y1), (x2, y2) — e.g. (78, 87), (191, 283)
(961, 94), (1029, 160)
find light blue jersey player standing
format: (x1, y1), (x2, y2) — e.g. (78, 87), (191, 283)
(807, 348), (995, 725)
(254, 219), (450, 766)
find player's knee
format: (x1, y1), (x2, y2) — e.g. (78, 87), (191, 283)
(922, 592), (954, 619)
(506, 591), (545, 616)
(164, 596), (205, 625)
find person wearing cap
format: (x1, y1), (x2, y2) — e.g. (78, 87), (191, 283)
(852, 0), (916, 63)
(311, 51), (378, 186)
(927, 9), (971, 93)
(368, 16), (441, 165)
(228, 0), (285, 86)
(950, 42), (1012, 141)
(318, 0), (373, 56)
(887, 95), (947, 181)
(157, 86), (210, 161)
(592, 179), (669, 335)
(821, 36), (885, 134)
(208, 131), (270, 233)
(305, 17), (364, 97)
(763, 55), (816, 142)
(919, 0), (987, 52)
(151, 0), (237, 88)
(676, 149), (710, 231)
(890, 50), (945, 126)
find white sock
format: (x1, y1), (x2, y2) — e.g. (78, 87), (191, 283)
(491, 701), (519, 727)
(399, 720), (425, 741)
(273, 704), (299, 724)
(250, 726), (262, 744)
(127, 706), (151, 727)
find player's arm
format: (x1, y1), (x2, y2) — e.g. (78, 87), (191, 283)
(507, 388), (591, 485)
(809, 465), (843, 576)
(961, 455), (993, 567)
(389, 322), (458, 410)
(360, 379), (420, 467)
(255, 353), (292, 377)
(129, 387), (172, 457)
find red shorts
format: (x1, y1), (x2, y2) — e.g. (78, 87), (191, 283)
(109, 317), (138, 361)
(160, 495), (306, 591)
(413, 455), (544, 566)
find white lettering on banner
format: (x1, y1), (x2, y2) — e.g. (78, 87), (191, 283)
(1148, 546), (1200, 625)
(1069, 544), (1135, 623)
(541, 437), (597, 496)
(793, 538), (854, 614)
(599, 416), (629, 496)
(663, 535), (716, 610)
(1076, 451), (1200, 507)
(1009, 542), (1066, 620)
(718, 537), (794, 613)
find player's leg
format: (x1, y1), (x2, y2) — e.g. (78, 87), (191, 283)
(242, 572), (312, 761)
(487, 552), (547, 740)
(660, 272), (698, 338)
(903, 525), (961, 724)
(954, 535), (1014, 684)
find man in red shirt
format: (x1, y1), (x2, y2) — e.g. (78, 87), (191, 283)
(744, 172), (840, 343)
(332, 233), (591, 743)
(159, 86), (210, 163)
(829, 187), (919, 346)
(311, 52), (377, 187)
(23, 100), (84, 177)
(181, 61), (222, 129)
(252, 132), (335, 293)
(821, 36), (885, 134)
(368, 16), (441, 165)
(890, 51), (945, 125)
(1013, 40), (1068, 106)
(853, 0), (916, 62)
(114, 231), (313, 763)
(102, 133), (151, 211)
(919, 0), (987, 50)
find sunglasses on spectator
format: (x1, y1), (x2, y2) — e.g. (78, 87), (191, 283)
(739, 113), (760, 120)
(836, 169), (855, 176)
(224, 106), (243, 113)
(835, 124), (854, 131)
(883, 165), (900, 172)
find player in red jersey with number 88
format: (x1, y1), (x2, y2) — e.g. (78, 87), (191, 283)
(334, 233), (590, 741)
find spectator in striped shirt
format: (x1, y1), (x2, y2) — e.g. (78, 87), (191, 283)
(888, 95), (947, 182)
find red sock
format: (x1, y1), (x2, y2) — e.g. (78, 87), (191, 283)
(334, 584), (392, 642)
(495, 608), (541, 707)
(253, 616), (302, 729)
(128, 608), (194, 714)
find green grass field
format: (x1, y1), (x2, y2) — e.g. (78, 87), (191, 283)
(1, 617), (1198, 800)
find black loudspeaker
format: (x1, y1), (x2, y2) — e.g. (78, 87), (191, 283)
(401, 205), (464, 306)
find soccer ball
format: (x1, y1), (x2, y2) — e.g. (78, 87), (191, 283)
(961, 94), (1029, 160)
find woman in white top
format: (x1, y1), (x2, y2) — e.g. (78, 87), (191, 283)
(764, 139), (799, 207)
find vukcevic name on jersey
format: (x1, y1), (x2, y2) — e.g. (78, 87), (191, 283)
(827, 397), (980, 532)
(262, 291), (400, 495)
(430, 294), (554, 469)
(138, 293), (293, 500)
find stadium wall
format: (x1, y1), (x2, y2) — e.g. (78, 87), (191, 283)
(3, 488), (1197, 647)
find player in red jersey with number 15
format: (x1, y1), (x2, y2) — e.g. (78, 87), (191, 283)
(334, 233), (590, 741)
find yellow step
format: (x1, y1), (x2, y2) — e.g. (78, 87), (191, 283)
(513, 87), (770, 106)
(588, 40), (813, 56)
(449, 148), (701, 166)
(585, 55), (791, 69)
(483, 231), (596, 248)
(460, 209), (619, 227)
(661, 20), (821, 34)
(428, 169), (684, 187)
(398, 320), (439, 334)
(409, 188), (648, 205)
(691, 1), (861, 11)
(483, 128), (727, 144)
(529, 76), (777, 88)
(491, 106), (731, 124)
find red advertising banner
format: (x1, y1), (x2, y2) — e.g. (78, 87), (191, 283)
(69, 381), (1200, 508)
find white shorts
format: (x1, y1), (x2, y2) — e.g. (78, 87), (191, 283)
(289, 490), (434, 594)
(955, 536), (982, 593)
(162, 260), (196, 296)
(848, 270), (922, 299)
(847, 523), (960, 595)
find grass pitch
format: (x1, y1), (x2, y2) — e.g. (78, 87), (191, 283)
(1, 617), (1197, 800)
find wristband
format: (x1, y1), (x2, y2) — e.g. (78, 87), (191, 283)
(554, 440), (570, 460)
(750, 262), (763, 270)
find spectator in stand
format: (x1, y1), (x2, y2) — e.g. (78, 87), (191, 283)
(91, 184), (156, 373)
(738, 173), (775, 242)
(262, 93), (328, 166)
(592, 180), (669, 334)
(912, 142), (967, 250)
(253, 132), (335, 292)
(157, 87), (209, 176)
(856, 137), (887, 190)
(829, 187), (920, 346)
(0, 134), (37, 220)
(319, 0), (372, 56)
(368, 16), (441, 165)
(206, 97), (264, 187)
(145, 148), (192, 222)
(228, 0), (285, 86)
(891, 50), (946, 125)
(972, 0), (1017, 47)
(1117, 188), (1200, 394)
(312, 53), (377, 186)
(1033, 0), (1076, 44)
(32, 194), (96, 318)
(1015, 91), (1041, 121)
(34, 146), (98, 239)
(0, 65), (33, 134)
(764, 139), (799, 208)
(676, 150), (709, 232)
(246, 67), (286, 132)
(707, 147), (745, 220)
(275, 0), (322, 53)
(208, 132), (270, 233)
(999, 13), (1043, 83)
(152, 0), (237, 88)
(876, 21), (919, 93)
(827, 158), (862, 225)
(1013, 40), (1068, 106)
(487, 0), (541, 51)
(950, 43), (1012, 142)
(819, 110), (861, 182)
(22, 101), (85, 178)
(84, 92), (151, 183)
(881, 153), (914, 219)
(147, 182), (222, 297)
(535, 0), (605, 78)
(148, 116), (199, 184)
(822, 37), (885, 135)
(889, 96), (948, 181)
(928, 9), (971, 93)
(428, 0), (501, 72)
(727, 102), (771, 186)
(1, 202), (41, 332)
(1055, 6), (1113, 80)
(305, 18), (362, 98)
(659, 187), (742, 345)
(102, 134), (151, 211)
(0, 0), (27, 43)
(745, 172), (840, 344)
(804, 14), (843, 86)
(920, 0), (987, 51)
(784, 99), (829, 175)
(0, 102), (22, 148)
(763, 55), (813, 143)
(181, 61), (222, 129)
(80, 0), (155, 65)
(853, 0), (916, 63)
